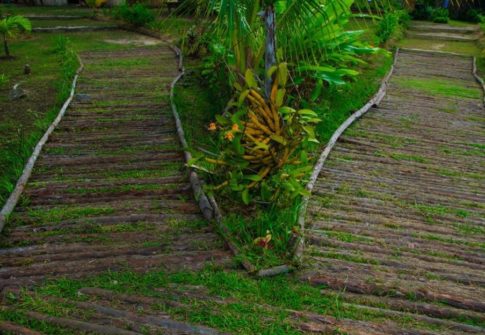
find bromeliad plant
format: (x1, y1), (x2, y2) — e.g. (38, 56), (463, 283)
(193, 63), (320, 204)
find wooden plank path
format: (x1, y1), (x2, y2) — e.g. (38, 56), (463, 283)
(0, 45), (231, 291)
(300, 49), (485, 333)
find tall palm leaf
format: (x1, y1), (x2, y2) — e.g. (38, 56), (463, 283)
(205, 0), (352, 96)
(0, 16), (32, 58)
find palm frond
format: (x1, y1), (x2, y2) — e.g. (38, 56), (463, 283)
(0, 15), (32, 37)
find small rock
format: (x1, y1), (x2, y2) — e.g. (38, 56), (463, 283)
(24, 64), (31, 75)
(9, 84), (27, 101)
(75, 93), (91, 103)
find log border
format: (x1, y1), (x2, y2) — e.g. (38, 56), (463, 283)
(0, 56), (84, 234)
(472, 56), (485, 106)
(109, 22), (260, 273)
(293, 49), (400, 263)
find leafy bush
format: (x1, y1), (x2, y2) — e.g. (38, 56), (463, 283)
(377, 10), (410, 44)
(191, 64), (320, 205)
(112, 4), (155, 27)
(431, 8), (449, 23)
(463, 9), (483, 23)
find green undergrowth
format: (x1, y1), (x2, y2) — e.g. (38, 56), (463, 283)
(315, 51), (392, 143)
(174, 46), (392, 269)
(395, 76), (482, 99)
(1, 266), (482, 334)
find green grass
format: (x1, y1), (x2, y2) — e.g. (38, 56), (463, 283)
(315, 51), (393, 143)
(31, 18), (111, 28)
(222, 203), (301, 269)
(398, 38), (480, 56)
(0, 34), (78, 206)
(22, 206), (115, 226)
(0, 4), (92, 16)
(395, 76), (482, 99)
(1, 266), (482, 334)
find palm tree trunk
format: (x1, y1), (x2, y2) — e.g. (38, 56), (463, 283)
(264, 4), (276, 99)
(3, 34), (9, 58)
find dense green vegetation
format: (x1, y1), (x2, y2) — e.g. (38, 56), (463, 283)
(173, 12), (393, 266)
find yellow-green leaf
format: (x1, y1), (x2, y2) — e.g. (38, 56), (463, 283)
(245, 69), (257, 88)
(276, 89), (286, 107)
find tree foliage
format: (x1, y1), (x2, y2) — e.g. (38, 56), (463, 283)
(0, 15), (31, 58)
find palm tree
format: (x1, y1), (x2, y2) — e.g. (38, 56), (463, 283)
(205, 0), (354, 96)
(0, 16), (32, 58)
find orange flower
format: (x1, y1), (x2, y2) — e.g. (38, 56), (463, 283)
(232, 124), (240, 132)
(208, 122), (217, 131)
(225, 131), (235, 141)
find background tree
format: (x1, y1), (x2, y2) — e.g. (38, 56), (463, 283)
(0, 16), (31, 59)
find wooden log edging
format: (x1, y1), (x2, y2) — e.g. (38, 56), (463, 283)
(164, 35), (265, 275)
(293, 49), (400, 263)
(168, 47), (214, 221)
(127, 22), (400, 277)
(115, 19), (268, 275)
(0, 56), (84, 234)
(472, 56), (485, 106)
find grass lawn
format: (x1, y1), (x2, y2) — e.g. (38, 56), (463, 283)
(1, 265), (479, 334)
(399, 38), (481, 56)
(30, 18), (114, 28)
(0, 4), (91, 16)
(0, 33), (67, 205)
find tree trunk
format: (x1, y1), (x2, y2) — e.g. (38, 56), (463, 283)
(264, 4), (276, 99)
(3, 34), (9, 58)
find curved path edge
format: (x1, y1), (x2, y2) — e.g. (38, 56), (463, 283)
(120, 25), (256, 273)
(472, 56), (485, 106)
(0, 55), (84, 234)
(294, 49), (400, 263)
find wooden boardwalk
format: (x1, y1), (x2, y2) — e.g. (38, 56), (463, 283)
(301, 49), (485, 334)
(0, 45), (231, 291)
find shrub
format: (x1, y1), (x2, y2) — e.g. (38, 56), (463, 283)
(191, 64), (320, 205)
(411, 0), (434, 20)
(431, 8), (449, 23)
(112, 4), (155, 27)
(377, 10), (410, 44)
